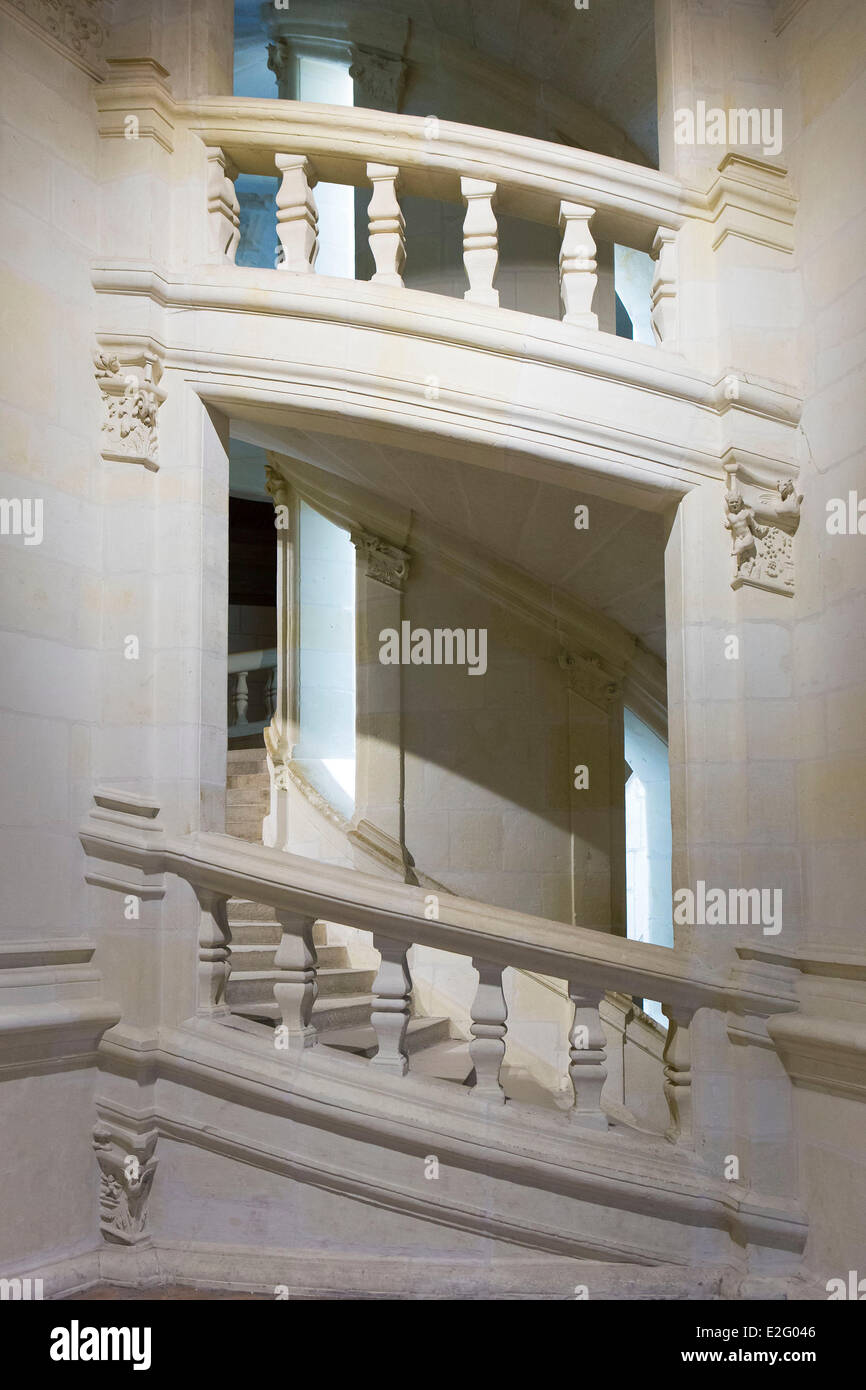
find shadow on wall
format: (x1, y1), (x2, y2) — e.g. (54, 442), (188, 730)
(227, 441), (672, 937)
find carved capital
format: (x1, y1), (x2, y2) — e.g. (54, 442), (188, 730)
(558, 648), (621, 709)
(264, 462), (292, 511)
(352, 529), (410, 590)
(93, 1114), (158, 1245)
(724, 463), (802, 596)
(95, 346), (165, 471)
(267, 37), (292, 95)
(349, 45), (406, 111)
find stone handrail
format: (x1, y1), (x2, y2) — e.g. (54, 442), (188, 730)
(81, 800), (798, 1133)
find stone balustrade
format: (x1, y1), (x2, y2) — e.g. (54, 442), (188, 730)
(227, 648), (277, 740)
(193, 100), (691, 348)
(80, 807), (798, 1140)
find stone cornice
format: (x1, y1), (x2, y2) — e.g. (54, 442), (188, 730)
(94, 57), (175, 152)
(0, 938), (119, 1073)
(92, 265), (803, 501)
(766, 1014), (866, 1101)
(705, 154), (797, 254)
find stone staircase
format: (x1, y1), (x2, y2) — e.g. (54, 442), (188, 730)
(224, 749), (473, 1083)
(225, 748), (271, 843)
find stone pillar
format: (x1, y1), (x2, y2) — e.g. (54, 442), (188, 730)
(349, 530), (413, 877)
(665, 478), (802, 1196)
(262, 465), (300, 853)
(106, 0), (234, 100)
(560, 650), (626, 933)
(654, 0), (795, 381)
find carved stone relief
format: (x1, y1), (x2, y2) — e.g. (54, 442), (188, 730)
(93, 1117), (158, 1246)
(352, 529), (410, 590)
(724, 464), (802, 596)
(95, 349), (165, 471)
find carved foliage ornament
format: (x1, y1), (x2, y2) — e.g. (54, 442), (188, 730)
(352, 529), (410, 590)
(95, 350), (165, 471)
(723, 465), (802, 596)
(558, 648), (621, 708)
(349, 46), (406, 111)
(10, 0), (108, 72)
(93, 1120), (158, 1246)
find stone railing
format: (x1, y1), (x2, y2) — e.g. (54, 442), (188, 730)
(227, 648), (277, 741)
(80, 806), (798, 1139)
(192, 100), (693, 348)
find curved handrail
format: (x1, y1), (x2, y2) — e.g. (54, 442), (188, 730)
(183, 95), (694, 249)
(81, 809), (797, 1021)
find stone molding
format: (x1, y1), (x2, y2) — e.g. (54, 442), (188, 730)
(93, 265), (803, 500)
(705, 154), (797, 254)
(94, 57), (175, 152)
(0, 939), (119, 1075)
(87, 1017), (808, 1264)
(81, 789), (166, 901)
(2, 0), (108, 79)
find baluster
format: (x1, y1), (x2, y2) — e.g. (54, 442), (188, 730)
(274, 911), (318, 1050)
(558, 201), (598, 330)
(370, 935), (412, 1075)
(275, 154), (319, 273)
(662, 1003), (692, 1143)
(227, 672), (237, 730)
(232, 670), (249, 728)
(264, 665), (276, 723)
(366, 163), (406, 287)
(461, 177), (499, 306)
(470, 959), (507, 1103)
(205, 146), (240, 263)
(195, 888), (232, 1016)
(651, 227), (677, 348)
(567, 983), (608, 1129)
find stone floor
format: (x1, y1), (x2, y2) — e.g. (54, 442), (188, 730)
(65, 1285), (270, 1300)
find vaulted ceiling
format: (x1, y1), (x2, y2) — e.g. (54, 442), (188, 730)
(230, 424), (668, 662)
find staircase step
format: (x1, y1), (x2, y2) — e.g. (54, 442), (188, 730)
(225, 819), (265, 839)
(322, 1014), (452, 1057)
(229, 925), (349, 961)
(228, 922), (282, 947)
(227, 951), (366, 982)
(226, 756), (268, 777)
(317, 966), (378, 997)
(228, 899), (278, 923)
(228, 990), (374, 1031)
(226, 771), (270, 789)
(225, 785), (270, 805)
(408, 1039), (475, 1084)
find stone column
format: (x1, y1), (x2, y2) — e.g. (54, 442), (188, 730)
(107, 0), (233, 101)
(560, 650), (626, 933)
(262, 465), (300, 853)
(349, 530), (414, 877)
